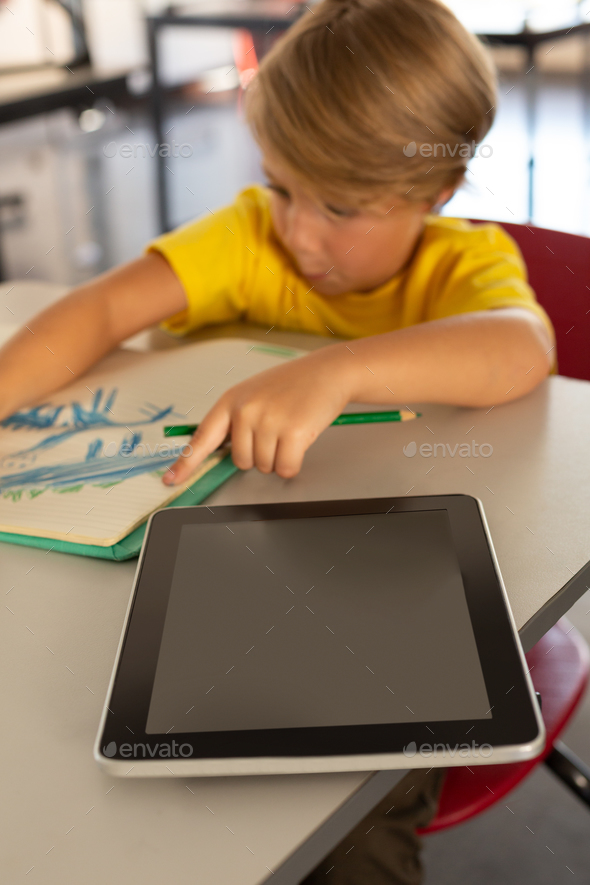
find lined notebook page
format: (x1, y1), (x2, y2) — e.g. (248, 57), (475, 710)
(0, 339), (306, 546)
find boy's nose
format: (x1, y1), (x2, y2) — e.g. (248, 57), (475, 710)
(283, 205), (324, 258)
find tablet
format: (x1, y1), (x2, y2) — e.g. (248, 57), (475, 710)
(95, 495), (545, 777)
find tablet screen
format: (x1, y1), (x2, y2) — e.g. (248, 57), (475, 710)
(146, 510), (492, 735)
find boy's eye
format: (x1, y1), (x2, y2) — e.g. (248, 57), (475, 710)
(266, 182), (290, 200)
(325, 203), (356, 218)
(265, 181), (355, 218)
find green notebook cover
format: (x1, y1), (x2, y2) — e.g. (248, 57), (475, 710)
(0, 453), (239, 561)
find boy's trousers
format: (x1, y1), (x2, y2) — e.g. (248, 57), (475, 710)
(301, 768), (446, 885)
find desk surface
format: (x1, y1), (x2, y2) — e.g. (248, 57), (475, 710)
(1, 287), (589, 883)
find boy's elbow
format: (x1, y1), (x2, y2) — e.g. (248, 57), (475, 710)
(483, 315), (553, 407)
(459, 313), (551, 408)
(503, 358), (551, 405)
(510, 313), (553, 395)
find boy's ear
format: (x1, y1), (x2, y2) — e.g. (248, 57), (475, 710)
(430, 186), (455, 213)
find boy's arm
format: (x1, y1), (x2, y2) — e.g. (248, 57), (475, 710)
(0, 252), (186, 422)
(166, 307), (552, 484)
(338, 307), (553, 406)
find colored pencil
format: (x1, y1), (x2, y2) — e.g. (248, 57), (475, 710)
(163, 409), (420, 437)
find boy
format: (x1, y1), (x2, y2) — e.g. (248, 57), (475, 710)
(0, 1), (553, 880)
(0, 1), (552, 486)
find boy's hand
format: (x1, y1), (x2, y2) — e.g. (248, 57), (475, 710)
(163, 346), (355, 484)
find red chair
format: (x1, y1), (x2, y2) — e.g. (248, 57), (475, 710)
(488, 221), (589, 382)
(419, 221), (590, 833)
(419, 619), (590, 833)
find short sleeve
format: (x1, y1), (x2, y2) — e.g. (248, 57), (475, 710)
(426, 223), (555, 346)
(145, 189), (260, 336)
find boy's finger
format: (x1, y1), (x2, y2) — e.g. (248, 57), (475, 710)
(163, 406), (230, 485)
(274, 434), (306, 479)
(229, 419), (254, 471)
(253, 428), (279, 474)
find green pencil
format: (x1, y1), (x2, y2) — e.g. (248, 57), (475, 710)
(163, 409), (420, 437)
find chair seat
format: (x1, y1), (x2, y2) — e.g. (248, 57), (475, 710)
(418, 618), (590, 834)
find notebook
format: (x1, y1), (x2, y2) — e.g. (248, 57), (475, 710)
(0, 338), (306, 560)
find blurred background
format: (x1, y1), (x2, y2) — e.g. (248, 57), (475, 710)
(2, 0), (590, 285)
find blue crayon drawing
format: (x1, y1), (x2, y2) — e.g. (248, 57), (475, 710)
(0, 388), (177, 459)
(0, 448), (182, 495)
(0, 389), (188, 497)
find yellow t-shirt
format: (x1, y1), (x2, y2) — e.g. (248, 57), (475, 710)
(147, 184), (554, 346)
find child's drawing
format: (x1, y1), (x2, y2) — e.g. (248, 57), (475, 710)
(0, 388), (186, 497)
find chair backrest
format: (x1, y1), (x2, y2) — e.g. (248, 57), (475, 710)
(472, 221), (590, 381)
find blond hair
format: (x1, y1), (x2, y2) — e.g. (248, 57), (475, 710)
(245, 0), (497, 207)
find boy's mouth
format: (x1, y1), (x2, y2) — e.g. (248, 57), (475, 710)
(300, 265), (335, 281)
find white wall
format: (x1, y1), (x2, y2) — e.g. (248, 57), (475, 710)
(0, 0), (75, 68)
(82, 0), (235, 80)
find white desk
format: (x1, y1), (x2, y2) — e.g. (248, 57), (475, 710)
(2, 283), (590, 883)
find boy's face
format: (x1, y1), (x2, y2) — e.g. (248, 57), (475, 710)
(263, 153), (439, 296)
